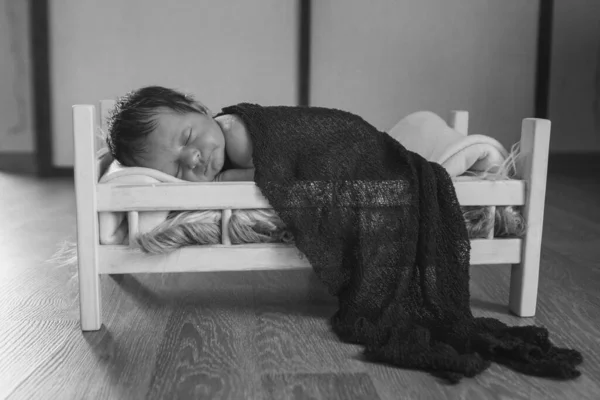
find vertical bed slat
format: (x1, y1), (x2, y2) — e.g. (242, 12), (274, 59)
(488, 205), (496, 239)
(509, 118), (551, 317)
(221, 209), (232, 245)
(128, 211), (140, 247)
(73, 105), (102, 331)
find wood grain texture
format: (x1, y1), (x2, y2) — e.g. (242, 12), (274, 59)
(262, 372), (380, 400)
(1, 167), (599, 399)
(144, 275), (262, 400)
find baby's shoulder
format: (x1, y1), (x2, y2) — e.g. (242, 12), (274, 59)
(216, 113), (246, 134)
(217, 114), (253, 168)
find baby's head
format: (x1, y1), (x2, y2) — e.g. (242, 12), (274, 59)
(107, 85), (226, 182)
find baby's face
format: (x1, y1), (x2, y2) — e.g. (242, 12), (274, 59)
(138, 109), (226, 182)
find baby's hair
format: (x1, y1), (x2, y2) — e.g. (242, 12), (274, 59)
(106, 85), (210, 166)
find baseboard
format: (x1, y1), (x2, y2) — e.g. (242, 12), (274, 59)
(0, 152), (38, 175)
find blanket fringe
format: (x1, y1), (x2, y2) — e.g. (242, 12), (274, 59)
(352, 315), (583, 384)
(461, 141), (521, 181)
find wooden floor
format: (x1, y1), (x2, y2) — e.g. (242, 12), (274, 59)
(1, 167), (599, 400)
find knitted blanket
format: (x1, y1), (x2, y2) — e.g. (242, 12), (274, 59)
(219, 103), (582, 383)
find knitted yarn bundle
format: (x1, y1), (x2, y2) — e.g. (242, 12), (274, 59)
(217, 103), (582, 383)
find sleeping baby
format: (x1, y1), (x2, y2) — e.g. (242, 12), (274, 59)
(107, 85), (255, 183)
(105, 85), (524, 253)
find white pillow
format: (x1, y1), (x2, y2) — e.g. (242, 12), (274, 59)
(388, 111), (508, 177)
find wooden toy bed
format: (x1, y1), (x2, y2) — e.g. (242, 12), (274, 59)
(72, 101), (550, 332)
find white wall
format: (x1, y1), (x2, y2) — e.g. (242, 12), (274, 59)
(548, 0), (600, 152)
(50, 0), (298, 167)
(52, 0), (599, 165)
(0, 0), (34, 153)
(310, 0), (540, 151)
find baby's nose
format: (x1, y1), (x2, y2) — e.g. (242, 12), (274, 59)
(184, 148), (201, 167)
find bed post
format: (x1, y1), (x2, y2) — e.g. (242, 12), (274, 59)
(73, 105), (102, 331)
(509, 118), (551, 317)
(449, 110), (469, 136)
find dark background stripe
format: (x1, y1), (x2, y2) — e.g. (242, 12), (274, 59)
(534, 0), (554, 119)
(298, 0), (311, 106)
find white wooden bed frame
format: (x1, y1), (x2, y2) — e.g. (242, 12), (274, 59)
(72, 101), (551, 332)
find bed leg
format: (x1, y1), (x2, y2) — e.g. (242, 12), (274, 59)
(77, 249), (102, 331)
(509, 118), (550, 317)
(73, 105), (103, 331)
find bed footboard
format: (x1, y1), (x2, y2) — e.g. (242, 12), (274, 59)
(73, 105), (550, 331)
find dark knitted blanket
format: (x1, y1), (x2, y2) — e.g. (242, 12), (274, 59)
(219, 103), (582, 383)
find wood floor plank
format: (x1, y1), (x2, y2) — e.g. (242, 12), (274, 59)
(0, 320), (78, 399)
(141, 273), (263, 400)
(251, 270), (368, 375)
(6, 325), (168, 400)
(3, 278), (171, 400)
